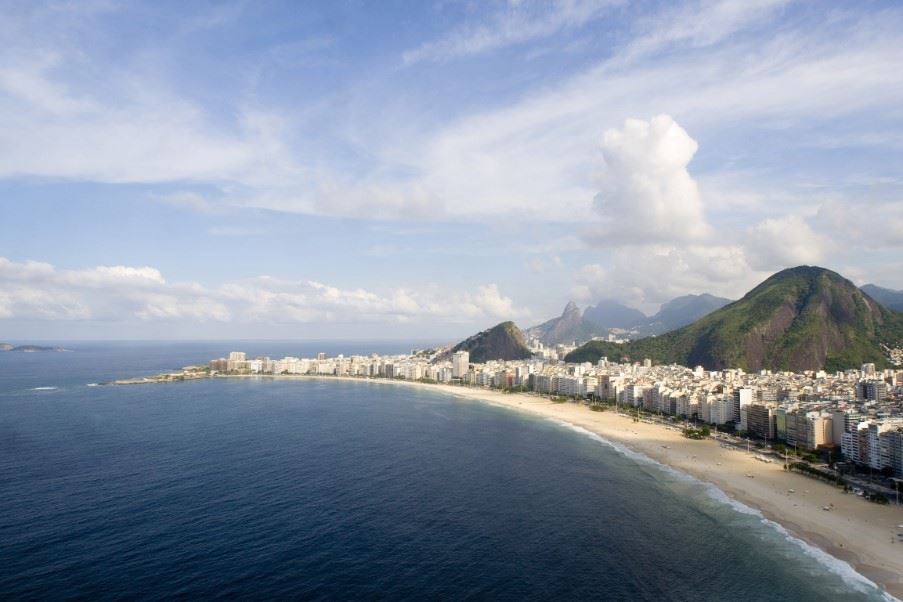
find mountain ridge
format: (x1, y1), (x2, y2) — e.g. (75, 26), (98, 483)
(565, 266), (903, 372)
(862, 284), (903, 312)
(525, 302), (606, 345)
(527, 293), (733, 345)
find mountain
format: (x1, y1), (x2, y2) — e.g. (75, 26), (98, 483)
(528, 294), (732, 344)
(525, 301), (606, 345)
(862, 284), (903, 312)
(582, 300), (647, 330)
(447, 321), (533, 364)
(637, 294), (733, 336)
(566, 266), (903, 372)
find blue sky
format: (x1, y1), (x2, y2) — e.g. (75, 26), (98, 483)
(2, 0), (903, 340)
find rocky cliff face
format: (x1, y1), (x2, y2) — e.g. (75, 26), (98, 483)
(526, 301), (604, 345)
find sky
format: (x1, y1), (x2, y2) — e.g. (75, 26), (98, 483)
(1, 0), (903, 341)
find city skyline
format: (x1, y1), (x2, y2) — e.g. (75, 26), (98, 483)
(2, 0), (903, 340)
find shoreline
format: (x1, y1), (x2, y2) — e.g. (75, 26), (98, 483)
(219, 373), (903, 598)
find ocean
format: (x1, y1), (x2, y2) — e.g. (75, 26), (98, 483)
(0, 342), (892, 600)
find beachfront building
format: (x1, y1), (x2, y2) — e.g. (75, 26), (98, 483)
(452, 351), (469, 379)
(782, 410), (833, 450)
(733, 388), (753, 424)
(747, 403), (776, 441)
(227, 351), (249, 372)
(212, 347), (902, 457)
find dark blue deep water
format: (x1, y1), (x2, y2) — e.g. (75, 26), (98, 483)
(0, 343), (892, 600)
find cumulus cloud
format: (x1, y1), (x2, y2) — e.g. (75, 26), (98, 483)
(0, 257), (524, 326)
(744, 214), (830, 271)
(590, 115), (710, 245)
(572, 245), (761, 312)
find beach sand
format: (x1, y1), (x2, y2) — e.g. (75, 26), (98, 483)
(228, 375), (903, 598)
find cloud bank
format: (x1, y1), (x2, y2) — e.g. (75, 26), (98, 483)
(0, 257), (525, 327)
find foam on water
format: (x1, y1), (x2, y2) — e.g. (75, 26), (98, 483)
(548, 418), (897, 601)
(32, 386), (58, 391)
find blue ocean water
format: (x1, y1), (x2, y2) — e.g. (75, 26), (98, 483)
(0, 343), (892, 600)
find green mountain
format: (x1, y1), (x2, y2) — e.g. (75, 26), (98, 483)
(862, 284), (903, 312)
(566, 266), (903, 372)
(449, 321), (533, 363)
(525, 301), (605, 345)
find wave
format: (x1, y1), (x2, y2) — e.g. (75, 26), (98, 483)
(32, 386), (58, 391)
(86, 383), (99, 387)
(549, 418), (896, 601)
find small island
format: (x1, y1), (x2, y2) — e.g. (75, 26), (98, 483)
(0, 343), (69, 352)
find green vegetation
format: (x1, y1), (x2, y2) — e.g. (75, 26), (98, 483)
(683, 427), (707, 440)
(788, 462), (846, 487)
(566, 266), (903, 371)
(867, 492), (890, 505)
(449, 321), (533, 363)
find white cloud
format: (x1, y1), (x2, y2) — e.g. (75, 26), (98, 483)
(220, 278), (525, 324)
(814, 199), (903, 249)
(0, 257), (525, 326)
(0, 6), (301, 187)
(0, 257), (228, 322)
(402, 0), (618, 64)
(590, 115), (710, 244)
(744, 214), (830, 271)
(618, 0), (791, 64)
(2, 2), (902, 230)
(572, 244), (761, 312)
(356, 8), (903, 225)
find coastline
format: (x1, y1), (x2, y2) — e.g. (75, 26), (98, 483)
(221, 373), (903, 598)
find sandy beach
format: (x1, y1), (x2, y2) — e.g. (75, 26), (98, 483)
(226, 375), (903, 598)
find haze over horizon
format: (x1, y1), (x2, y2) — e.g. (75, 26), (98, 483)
(2, 1), (903, 340)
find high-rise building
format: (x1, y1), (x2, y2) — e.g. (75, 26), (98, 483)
(732, 388), (753, 423)
(859, 380), (888, 401)
(227, 351), (247, 372)
(747, 404), (776, 440)
(832, 409), (862, 446)
(452, 351), (470, 379)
